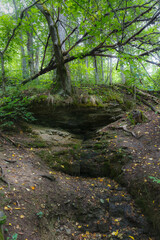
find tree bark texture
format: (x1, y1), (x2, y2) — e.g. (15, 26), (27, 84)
(93, 56), (99, 84)
(12, 0), (29, 79)
(0, 53), (6, 94)
(36, 1), (71, 95)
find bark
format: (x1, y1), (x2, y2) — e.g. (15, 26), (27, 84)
(101, 56), (104, 82)
(27, 29), (35, 76)
(57, 12), (71, 89)
(120, 62), (126, 84)
(86, 57), (89, 81)
(12, 0), (28, 79)
(35, 1), (71, 95)
(109, 57), (113, 85)
(26, 12), (35, 76)
(35, 46), (40, 73)
(20, 34), (29, 79)
(0, 53), (6, 94)
(106, 58), (110, 83)
(93, 56), (99, 84)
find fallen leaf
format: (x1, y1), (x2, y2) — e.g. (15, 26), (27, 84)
(20, 215), (25, 219)
(100, 199), (104, 204)
(111, 230), (119, 236)
(129, 236), (135, 240)
(4, 206), (12, 211)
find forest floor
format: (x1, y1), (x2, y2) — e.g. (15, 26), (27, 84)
(0, 106), (160, 240)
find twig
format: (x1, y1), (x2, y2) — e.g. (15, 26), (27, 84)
(0, 132), (24, 149)
(2, 159), (16, 163)
(41, 174), (56, 181)
(0, 166), (10, 187)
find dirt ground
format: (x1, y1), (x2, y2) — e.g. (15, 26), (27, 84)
(0, 106), (160, 240)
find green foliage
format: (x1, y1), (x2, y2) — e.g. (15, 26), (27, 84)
(7, 233), (18, 240)
(149, 176), (160, 184)
(0, 90), (35, 129)
(36, 211), (44, 218)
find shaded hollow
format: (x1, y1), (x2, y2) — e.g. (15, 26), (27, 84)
(30, 101), (124, 139)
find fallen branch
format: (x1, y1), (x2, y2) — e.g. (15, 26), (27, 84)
(0, 166), (10, 187)
(0, 132), (24, 149)
(141, 99), (160, 114)
(41, 174), (56, 181)
(109, 124), (143, 139)
(2, 159), (16, 163)
(136, 89), (160, 104)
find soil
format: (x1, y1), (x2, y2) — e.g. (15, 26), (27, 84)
(0, 105), (160, 240)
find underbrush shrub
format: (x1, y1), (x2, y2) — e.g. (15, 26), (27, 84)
(0, 91), (35, 130)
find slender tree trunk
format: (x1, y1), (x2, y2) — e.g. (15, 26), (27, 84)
(20, 34), (28, 78)
(86, 57), (89, 81)
(109, 57), (113, 85)
(35, 46), (40, 73)
(0, 53), (6, 94)
(27, 30), (35, 76)
(120, 62), (125, 84)
(26, 11), (35, 77)
(12, 0), (28, 79)
(93, 56), (99, 84)
(106, 57), (110, 83)
(35, 1), (71, 95)
(101, 56), (104, 82)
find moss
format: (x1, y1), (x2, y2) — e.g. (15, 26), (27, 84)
(34, 94), (48, 103)
(128, 181), (160, 237)
(93, 142), (106, 150)
(37, 150), (54, 167)
(127, 110), (148, 125)
(25, 139), (48, 148)
(123, 99), (136, 110)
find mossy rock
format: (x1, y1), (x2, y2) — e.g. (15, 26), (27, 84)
(25, 140), (48, 148)
(127, 110), (148, 125)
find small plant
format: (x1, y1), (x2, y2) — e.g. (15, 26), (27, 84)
(148, 176), (160, 184)
(7, 233), (18, 240)
(36, 211), (43, 218)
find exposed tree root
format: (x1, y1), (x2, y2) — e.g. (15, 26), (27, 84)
(0, 132), (24, 149)
(109, 124), (143, 139)
(41, 174), (56, 181)
(0, 166), (10, 188)
(2, 159), (17, 163)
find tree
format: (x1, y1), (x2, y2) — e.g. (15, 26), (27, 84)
(12, 0), (29, 79)
(34, 1), (71, 95)
(1, 0), (160, 93)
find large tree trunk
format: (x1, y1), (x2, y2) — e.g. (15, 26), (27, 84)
(57, 12), (71, 89)
(35, 1), (71, 95)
